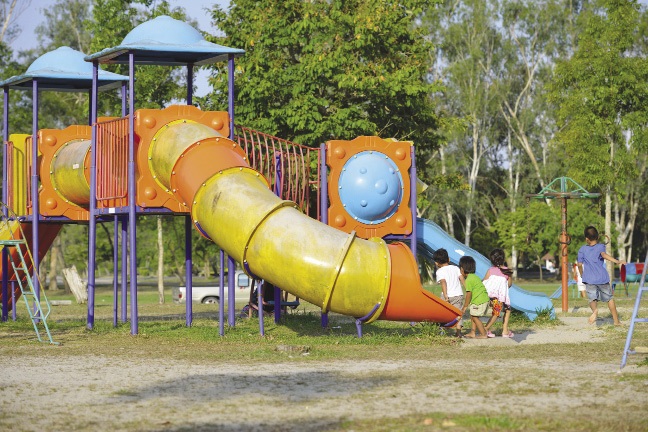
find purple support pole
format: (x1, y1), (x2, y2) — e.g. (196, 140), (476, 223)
(11, 282), (16, 320)
(273, 154), (282, 324)
(1, 247), (7, 322)
(187, 63), (193, 105)
(112, 215), (118, 327)
(128, 53), (138, 335)
(258, 280), (265, 335)
(120, 82), (128, 323)
(31, 80), (40, 318)
(184, 63), (194, 327)
(226, 54), (236, 328)
(185, 216), (193, 327)
(410, 146), (417, 257)
(227, 255), (235, 326)
(228, 55), (235, 140)
(87, 63), (99, 329)
(319, 143), (329, 328)
(218, 250), (224, 336)
(2, 86), (9, 321)
(121, 216), (128, 322)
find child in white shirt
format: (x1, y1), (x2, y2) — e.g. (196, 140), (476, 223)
(433, 248), (465, 337)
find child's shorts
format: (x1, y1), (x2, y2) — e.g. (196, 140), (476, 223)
(585, 283), (613, 302)
(447, 295), (464, 310)
(469, 302), (491, 317)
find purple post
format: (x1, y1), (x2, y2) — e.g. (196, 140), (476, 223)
(410, 146), (417, 257)
(11, 282), (16, 320)
(319, 143), (329, 328)
(121, 216), (128, 322)
(120, 81), (128, 323)
(184, 63), (194, 327)
(228, 255), (235, 326)
(187, 63), (193, 106)
(273, 154), (282, 324)
(258, 280), (265, 335)
(128, 53), (138, 335)
(87, 62), (99, 329)
(228, 55), (235, 140)
(185, 216), (193, 327)
(2, 86), (9, 321)
(31, 80), (40, 317)
(1, 246), (7, 322)
(218, 250), (224, 336)
(112, 215), (118, 327)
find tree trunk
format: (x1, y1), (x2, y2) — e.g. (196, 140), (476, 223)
(157, 216), (164, 304)
(62, 265), (87, 304)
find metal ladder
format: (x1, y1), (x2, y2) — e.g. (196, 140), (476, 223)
(1, 239), (57, 344)
(620, 252), (648, 369)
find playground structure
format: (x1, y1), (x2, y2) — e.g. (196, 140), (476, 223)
(0, 15), (554, 340)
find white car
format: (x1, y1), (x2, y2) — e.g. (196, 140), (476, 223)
(172, 272), (251, 304)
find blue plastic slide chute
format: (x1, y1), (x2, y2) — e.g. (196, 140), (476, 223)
(416, 218), (555, 320)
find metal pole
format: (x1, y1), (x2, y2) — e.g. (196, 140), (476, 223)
(219, 250), (224, 336)
(319, 142), (329, 328)
(187, 63), (193, 105)
(128, 53), (138, 335)
(410, 145), (417, 257)
(31, 80), (40, 318)
(185, 62), (194, 327)
(185, 216), (193, 327)
(227, 54), (236, 328)
(121, 216), (128, 322)
(2, 86), (9, 321)
(87, 62), (99, 329)
(121, 82), (128, 323)
(113, 215), (118, 327)
(561, 197), (569, 313)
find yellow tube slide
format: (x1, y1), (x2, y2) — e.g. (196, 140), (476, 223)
(151, 122), (460, 324)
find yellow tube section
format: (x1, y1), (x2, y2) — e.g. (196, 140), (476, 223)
(50, 139), (91, 205)
(149, 121), (460, 323)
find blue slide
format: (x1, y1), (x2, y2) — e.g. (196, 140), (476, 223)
(416, 218), (555, 320)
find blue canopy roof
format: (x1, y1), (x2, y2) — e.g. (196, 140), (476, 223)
(85, 15), (244, 66)
(0, 46), (128, 92)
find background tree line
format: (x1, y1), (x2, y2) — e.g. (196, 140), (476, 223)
(0, 0), (646, 291)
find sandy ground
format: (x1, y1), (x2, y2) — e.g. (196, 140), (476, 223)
(1, 316), (647, 432)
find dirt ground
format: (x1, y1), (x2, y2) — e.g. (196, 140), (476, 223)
(1, 315), (647, 432)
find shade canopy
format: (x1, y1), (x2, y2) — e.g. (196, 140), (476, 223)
(85, 15), (244, 66)
(0, 47), (128, 92)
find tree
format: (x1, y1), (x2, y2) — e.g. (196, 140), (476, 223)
(548, 0), (648, 279)
(201, 0), (442, 149)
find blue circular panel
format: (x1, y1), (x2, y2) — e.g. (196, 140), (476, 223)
(338, 151), (404, 224)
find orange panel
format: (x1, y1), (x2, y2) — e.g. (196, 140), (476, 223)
(326, 136), (412, 239)
(134, 105), (230, 212)
(38, 126), (91, 221)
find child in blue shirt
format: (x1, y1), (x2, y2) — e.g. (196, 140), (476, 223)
(577, 226), (625, 325)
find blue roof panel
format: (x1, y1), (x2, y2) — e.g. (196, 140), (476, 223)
(0, 47), (128, 91)
(85, 15), (244, 66)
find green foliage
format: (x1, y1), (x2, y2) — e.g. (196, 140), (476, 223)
(548, 0), (648, 193)
(200, 0), (442, 150)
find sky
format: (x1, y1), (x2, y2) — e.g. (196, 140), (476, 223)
(9, 0), (231, 96)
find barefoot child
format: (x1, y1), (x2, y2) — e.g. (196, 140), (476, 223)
(577, 226), (625, 325)
(459, 255), (490, 339)
(433, 248), (465, 337)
